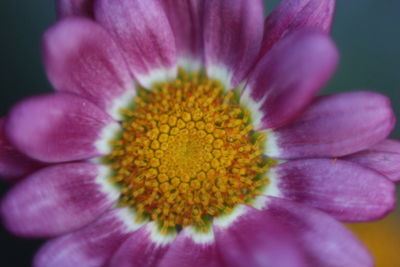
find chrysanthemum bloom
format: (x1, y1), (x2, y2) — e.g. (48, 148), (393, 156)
(1, 0), (399, 266)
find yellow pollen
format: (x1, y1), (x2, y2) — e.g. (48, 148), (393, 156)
(105, 70), (275, 233)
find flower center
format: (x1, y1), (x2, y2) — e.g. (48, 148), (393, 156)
(105, 70), (274, 233)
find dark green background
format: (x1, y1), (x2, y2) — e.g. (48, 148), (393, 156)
(0, 1), (399, 266)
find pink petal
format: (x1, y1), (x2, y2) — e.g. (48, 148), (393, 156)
(34, 208), (142, 267)
(6, 93), (119, 163)
(270, 159), (396, 222)
(159, 229), (220, 267)
(343, 139), (400, 182)
(264, 197), (373, 267)
(266, 91), (396, 159)
(0, 117), (44, 180)
(43, 18), (135, 120)
(1, 163), (118, 237)
(203, 0), (264, 88)
(161, 0), (204, 69)
(109, 224), (170, 267)
(261, 0), (335, 55)
(95, 0), (177, 88)
(214, 206), (305, 267)
(56, 0), (94, 18)
(242, 29), (338, 129)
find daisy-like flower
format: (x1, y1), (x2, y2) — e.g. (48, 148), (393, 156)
(1, 0), (399, 266)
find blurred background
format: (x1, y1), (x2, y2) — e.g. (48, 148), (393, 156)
(0, 0), (399, 266)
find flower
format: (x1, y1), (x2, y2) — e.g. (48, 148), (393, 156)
(0, 0), (398, 266)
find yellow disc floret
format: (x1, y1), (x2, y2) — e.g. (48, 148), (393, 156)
(105, 70), (274, 233)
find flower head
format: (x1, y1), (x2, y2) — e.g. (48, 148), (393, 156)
(1, 0), (398, 266)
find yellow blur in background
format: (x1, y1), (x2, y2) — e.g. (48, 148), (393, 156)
(347, 211), (400, 267)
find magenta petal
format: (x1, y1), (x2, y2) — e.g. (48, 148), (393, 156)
(214, 206), (305, 267)
(34, 208), (141, 267)
(57, 0), (94, 18)
(6, 93), (119, 163)
(0, 117), (44, 180)
(1, 163), (118, 237)
(343, 139), (400, 182)
(109, 224), (169, 267)
(264, 197), (373, 267)
(95, 0), (177, 88)
(159, 229), (220, 267)
(203, 0), (264, 88)
(267, 91), (396, 159)
(43, 18), (135, 120)
(271, 159), (396, 222)
(242, 29), (338, 129)
(162, 0), (204, 68)
(261, 0), (335, 55)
